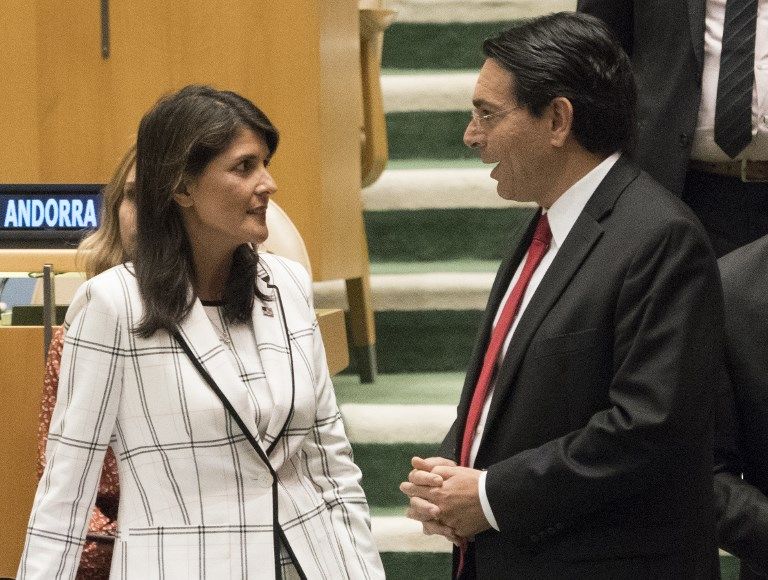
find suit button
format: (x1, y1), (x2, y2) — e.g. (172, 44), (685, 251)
(547, 527), (556, 536)
(252, 473), (273, 488)
(555, 522), (564, 530)
(679, 133), (690, 147)
(530, 535), (539, 543)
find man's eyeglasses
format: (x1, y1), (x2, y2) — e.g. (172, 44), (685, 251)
(470, 105), (523, 128)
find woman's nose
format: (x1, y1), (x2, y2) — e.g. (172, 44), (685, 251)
(258, 170), (278, 196)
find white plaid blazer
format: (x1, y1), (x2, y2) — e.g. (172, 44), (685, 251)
(18, 254), (384, 579)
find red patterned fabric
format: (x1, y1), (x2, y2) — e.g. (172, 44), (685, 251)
(38, 326), (120, 579)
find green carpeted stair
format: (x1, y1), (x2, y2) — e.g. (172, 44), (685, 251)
(318, 1), (741, 577)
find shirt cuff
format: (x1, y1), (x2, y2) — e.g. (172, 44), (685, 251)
(478, 470), (500, 531)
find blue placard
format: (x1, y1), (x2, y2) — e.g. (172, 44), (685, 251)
(0, 184), (103, 248)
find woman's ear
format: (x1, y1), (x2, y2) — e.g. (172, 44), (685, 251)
(172, 183), (195, 208)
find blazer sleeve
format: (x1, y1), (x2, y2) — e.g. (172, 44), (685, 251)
(577, 0), (634, 56)
(713, 373), (768, 576)
(292, 264), (385, 579)
(18, 280), (125, 580)
(485, 217), (723, 544)
(713, 252), (768, 576)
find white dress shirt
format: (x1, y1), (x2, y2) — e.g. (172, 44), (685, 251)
(691, 0), (768, 161)
(474, 152), (621, 531)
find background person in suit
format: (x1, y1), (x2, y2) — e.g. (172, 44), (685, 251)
(400, 13), (724, 578)
(715, 234), (768, 579)
(19, 85), (384, 580)
(36, 145), (136, 579)
(578, 0), (768, 257)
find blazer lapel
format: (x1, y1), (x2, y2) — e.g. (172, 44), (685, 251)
(176, 298), (267, 454)
(253, 263), (295, 456)
(480, 155), (640, 444)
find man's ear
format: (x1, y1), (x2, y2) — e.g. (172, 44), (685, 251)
(548, 96), (574, 148)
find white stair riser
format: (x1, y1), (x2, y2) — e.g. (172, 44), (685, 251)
(382, 73), (476, 113)
(342, 403), (456, 443)
(364, 168), (533, 210)
(314, 272), (495, 311)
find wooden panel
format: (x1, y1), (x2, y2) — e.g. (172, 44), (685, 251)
(0, 1), (41, 181)
(317, 0), (368, 281)
(0, 249), (80, 273)
(36, 0), (110, 182)
(0, 327), (45, 577)
(2, 0), (371, 284)
(317, 308), (350, 376)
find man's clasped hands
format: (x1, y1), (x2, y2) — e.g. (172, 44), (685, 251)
(399, 456), (492, 545)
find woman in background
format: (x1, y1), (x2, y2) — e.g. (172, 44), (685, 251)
(37, 145), (136, 578)
(20, 86), (383, 579)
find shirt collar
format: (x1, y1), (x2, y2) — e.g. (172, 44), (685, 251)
(544, 152), (620, 250)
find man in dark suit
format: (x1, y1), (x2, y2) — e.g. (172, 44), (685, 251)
(578, 0), (768, 257)
(715, 235), (768, 579)
(399, 12), (724, 578)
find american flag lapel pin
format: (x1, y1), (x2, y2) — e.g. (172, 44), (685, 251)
(262, 305), (274, 317)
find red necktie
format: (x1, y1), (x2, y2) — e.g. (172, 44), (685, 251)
(459, 213), (552, 467)
(455, 214), (551, 578)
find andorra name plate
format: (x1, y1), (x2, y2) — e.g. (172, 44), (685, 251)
(0, 185), (103, 248)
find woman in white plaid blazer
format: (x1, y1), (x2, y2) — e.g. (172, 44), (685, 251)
(18, 86), (384, 579)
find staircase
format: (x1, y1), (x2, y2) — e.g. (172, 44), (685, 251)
(317, 1), (742, 577)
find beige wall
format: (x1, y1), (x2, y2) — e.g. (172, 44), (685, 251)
(1, 0), (369, 282)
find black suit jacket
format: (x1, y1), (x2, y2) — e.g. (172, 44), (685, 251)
(441, 156), (723, 579)
(715, 236), (768, 579)
(578, 0), (705, 195)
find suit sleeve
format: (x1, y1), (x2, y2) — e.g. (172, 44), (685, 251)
(291, 263), (385, 579)
(18, 281), (125, 580)
(485, 217), (723, 544)
(714, 256), (768, 576)
(577, 0), (634, 56)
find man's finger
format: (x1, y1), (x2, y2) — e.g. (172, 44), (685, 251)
(408, 468), (443, 486)
(400, 481), (440, 504)
(422, 520), (462, 546)
(412, 456), (457, 472)
(405, 495), (440, 522)
(431, 465), (460, 479)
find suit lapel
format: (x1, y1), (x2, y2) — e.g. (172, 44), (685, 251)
(452, 211), (540, 451)
(479, 156), (640, 447)
(176, 298), (267, 454)
(253, 262), (295, 456)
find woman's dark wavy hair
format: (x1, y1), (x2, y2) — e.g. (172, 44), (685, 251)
(483, 12), (637, 156)
(134, 85), (279, 338)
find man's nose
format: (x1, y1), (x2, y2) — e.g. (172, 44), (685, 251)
(463, 120), (483, 149)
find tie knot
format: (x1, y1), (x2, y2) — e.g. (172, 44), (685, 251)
(533, 213), (552, 245)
